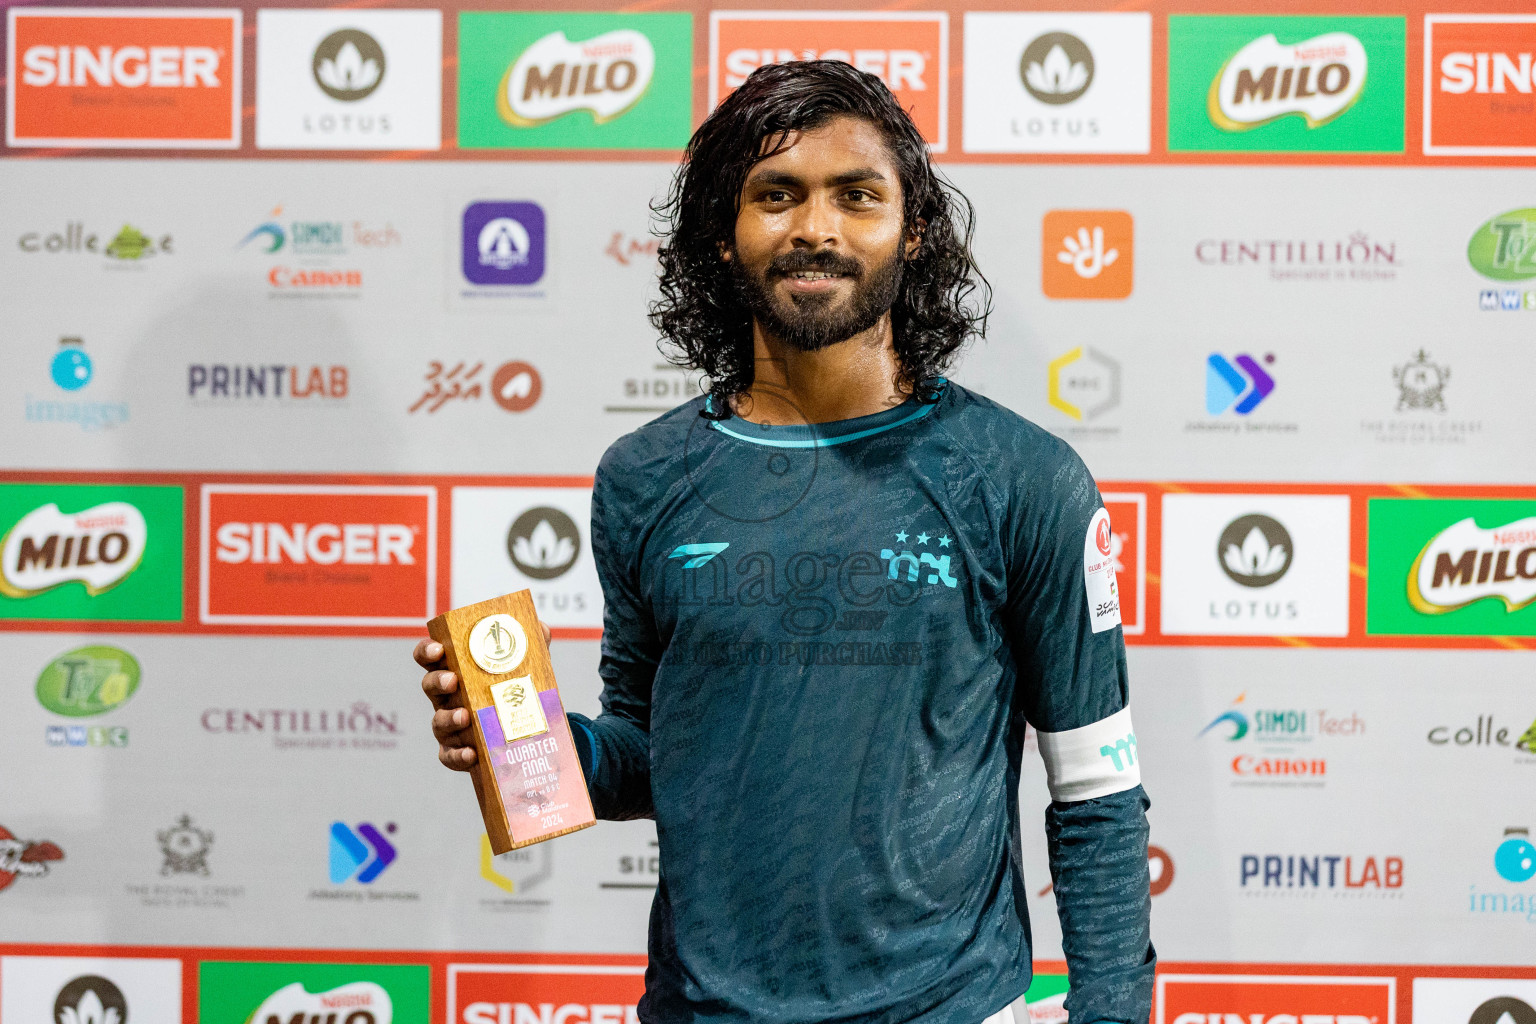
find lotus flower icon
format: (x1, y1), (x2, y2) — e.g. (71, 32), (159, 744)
(312, 29), (386, 101)
(1019, 32), (1095, 105)
(507, 506), (581, 579)
(1216, 514), (1293, 588)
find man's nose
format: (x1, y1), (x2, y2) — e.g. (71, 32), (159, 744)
(788, 193), (841, 250)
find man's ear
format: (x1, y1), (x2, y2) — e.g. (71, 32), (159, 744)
(718, 240), (733, 263)
(905, 218), (927, 260)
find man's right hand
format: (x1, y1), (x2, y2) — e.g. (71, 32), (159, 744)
(416, 623), (552, 772)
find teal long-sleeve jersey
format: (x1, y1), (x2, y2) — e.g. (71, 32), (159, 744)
(569, 381), (1154, 1024)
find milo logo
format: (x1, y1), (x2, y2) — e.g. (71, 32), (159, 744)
(0, 501), (146, 598)
(36, 645), (141, 717)
(1410, 515), (1536, 615)
(250, 981), (392, 1024)
(498, 29), (654, 127)
(1209, 31), (1368, 131)
(1468, 208), (1536, 282)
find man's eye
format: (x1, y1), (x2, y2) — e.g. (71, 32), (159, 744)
(763, 190), (792, 203)
(845, 189), (874, 203)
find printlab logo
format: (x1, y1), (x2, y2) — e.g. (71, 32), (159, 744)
(313, 29), (384, 101)
(1218, 514), (1293, 587)
(158, 815), (213, 876)
(54, 976), (128, 1024)
(1425, 16), (1536, 156)
(1469, 208), (1536, 313)
(1240, 853), (1403, 895)
(1047, 347), (1120, 429)
(410, 361), (542, 414)
(462, 202), (546, 288)
(329, 821), (396, 884)
(1166, 16), (1406, 153)
(0, 825), (63, 891)
(459, 13), (693, 150)
(507, 507), (580, 580)
(1041, 210), (1133, 299)
(1205, 352), (1276, 416)
(188, 364), (349, 404)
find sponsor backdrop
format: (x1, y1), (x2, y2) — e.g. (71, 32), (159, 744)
(2, 0), (1535, 1021)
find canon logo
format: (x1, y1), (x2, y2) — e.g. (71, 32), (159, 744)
(1173, 1015), (1374, 1024)
(267, 267), (362, 289)
(21, 44), (220, 88)
(215, 522), (414, 565)
(723, 48), (925, 90)
(1231, 755), (1326, 776)
(1441, 52), (1536, 94)
(463, 1003), (640, 1024)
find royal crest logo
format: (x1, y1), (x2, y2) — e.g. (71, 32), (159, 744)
(1393, 350), (1448, 412)
(158, 815), (213, 877)
(1410, 516), (1536, 615)
(1208, 31), (1368, 131)
(498, 29), (654, 127)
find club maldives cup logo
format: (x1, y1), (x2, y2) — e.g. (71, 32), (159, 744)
(1167, 16), (1405, 153)
(458, 13), (691, 150)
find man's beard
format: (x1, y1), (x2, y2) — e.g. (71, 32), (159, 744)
(732, 243), (904, 352)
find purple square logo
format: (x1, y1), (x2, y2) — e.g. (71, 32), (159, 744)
(462, 201), (546, 286)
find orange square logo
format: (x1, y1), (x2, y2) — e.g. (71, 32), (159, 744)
(200, 485), (436, 627)
(7, 8), (241, 149)
(1425, 16), (1536, 156)
(448, 963), (646, 1024)
(1102, 494), (1145, 634)
(710, 12), (948, 151)
(1042, 210), (1133, 299)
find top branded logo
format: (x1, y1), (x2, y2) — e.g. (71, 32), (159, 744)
(459, 13), (692, 150)
(712, 12), (948, 151)
(1041, 210), (1133, 299)
(1168, 16), (1405, 153)
(8, 8), (241, 148)
(1425, 16), (1536, 156)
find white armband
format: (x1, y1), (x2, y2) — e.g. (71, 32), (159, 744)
(1035, 706), (1140, 802)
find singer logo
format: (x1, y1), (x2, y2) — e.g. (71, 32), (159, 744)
(7, 8), (241, 148)
(1157, 975), (1396, 1024)
(200, 485), (435, 627)
(447, 963), (645, 1024)
(1425, 16), (1536, 156)
(710, 12), (948, 150)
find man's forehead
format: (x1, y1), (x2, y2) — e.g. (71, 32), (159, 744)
(748, 116), (898, 178)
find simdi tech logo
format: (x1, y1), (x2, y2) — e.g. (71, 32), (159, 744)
(1425, 16), (1536, 157)
(962, 12), (1150, 155)
(255, 10), (443, 151)
(1040, 210), (1133, 299)
(458, 12), (692, 150)
(1368, 498), (1536, 637)
(0, 483), (183, 622)
(199, 484), (436, 627)
(198, 962), (428, 1024)
(1167, 16), (1405, 153)
(7, 7), (241, 148)
(712, 12), (948, 151)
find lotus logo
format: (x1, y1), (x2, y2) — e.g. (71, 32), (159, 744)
(1470, 998), (1536, 1024)
(1217, 514), (1293, 587)
(1208, 32), (1368, 131)
(507, 507), (580, 580)
(54, 976), (127, 1024)
(313, 29), (386, 102)
(1021, 32), (1094, 105)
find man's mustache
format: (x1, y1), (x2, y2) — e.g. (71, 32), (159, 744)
(767, 250), (862, 279)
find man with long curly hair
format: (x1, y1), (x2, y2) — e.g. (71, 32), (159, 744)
(420, 61), (1153, 1024)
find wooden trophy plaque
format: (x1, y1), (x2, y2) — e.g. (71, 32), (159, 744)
(427, 590), (596, 854)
